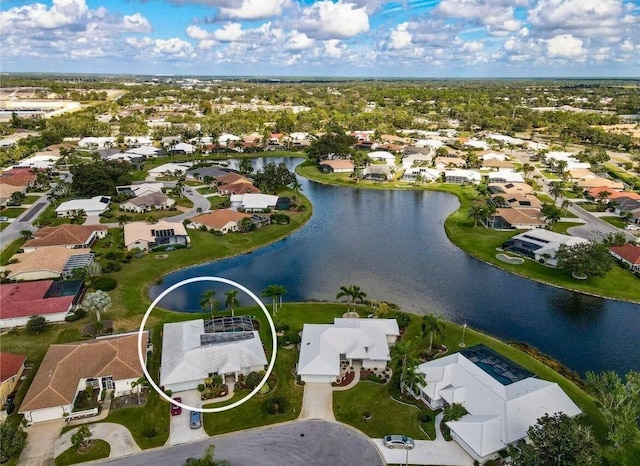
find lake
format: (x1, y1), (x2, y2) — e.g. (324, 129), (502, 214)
(150, 157), (640, 376)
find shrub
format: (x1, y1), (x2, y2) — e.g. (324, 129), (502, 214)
(394, 312), (411, 330)
(26, 315), (47, 334)
(245, 371), (263, 390)
(143, 426), (158, 438)
(275, 321), (290, 332)
(264, 396), (287, 414)
(65, 308), (87, 322)
(164, 389), (172, 397)
(105, 251), (125, 261)
(419, 409), (434, 423)
(284, 331), (301, 345)
(93, 277), (117, 291)
(197, 383), (205, 392)
(259, 383), (270, 394)
(102, 261), (122, 273)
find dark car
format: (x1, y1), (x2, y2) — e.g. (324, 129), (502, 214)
(171, 397), (182, 416)
(190, 410), (202, 429)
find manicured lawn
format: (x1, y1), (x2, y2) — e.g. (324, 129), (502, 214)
(602, 216), (626, 228)
(0, 207), (27, 218)
(0, 221), (9, 232)
(22, 195), (43, 204)
(334, 382), (427, 439)
(551, 221), (584, 235)
(1, 238), (25, 265)
(195, 186), (217, 195)
(536, 193), (554, 204)
(99, 205), (180, 224)
(54, 439), (110, 466)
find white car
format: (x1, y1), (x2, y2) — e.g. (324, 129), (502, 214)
(625, 224), (640, 231)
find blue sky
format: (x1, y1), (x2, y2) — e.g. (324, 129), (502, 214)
(1, 0), (639, 77)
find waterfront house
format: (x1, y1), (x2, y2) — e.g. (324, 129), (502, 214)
(22, 224), (108, 252)
(608, 244), (640, 272)
(1, 352), (26, 409)
(189, 209), (251, 234)
(123, 221), (190, 251)
(55, 196), (110, 217)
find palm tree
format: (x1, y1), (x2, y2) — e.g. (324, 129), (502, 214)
(549, 182), (564, 201)
(521, 162), (534, 179)
(200, 290), (219, 319)
(561, 199), (571, 215)
(352, 285), (366, 309)
(117, 215), (133, 227)
(403, 361), (426, 397)
(542, 203), (561, 226)
(262, 285), (281, 314)
(336, 285), (355, 313)
(467, 203), (487, 227)
(273, 285), (287, 311)
(82, 290), (111, 322)
(225, 289), (239, 317)
(422, 313), (446, 352)
(131, 376), (148, 405)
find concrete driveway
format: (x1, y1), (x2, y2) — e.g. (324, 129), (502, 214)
(167, 389), (209, 446)
(299, 383), (335, 421)
(55, 423), (141, 459)
(19, 419), (65, 466)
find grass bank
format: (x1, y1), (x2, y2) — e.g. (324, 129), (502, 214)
(297, 161), (640, 303)
(54, 440), (110, 466)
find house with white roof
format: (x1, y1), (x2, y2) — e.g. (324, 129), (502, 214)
(147, 162), (193, 178)
(160, 317), (267, 393)
(218, 133), (241, 146)
(415, 345), (581, 464)
(368, 151), (396, 165)
(77, 137), (115, 149)
(402, 167), (440, 183)
(445, 170), (481, 184)
(502, 229), (589, 266)
(124, 136), (153, 147)
(11, 154), (60, 170)
(171, 142), (195, 154)
(116, 182), (165, 197)
(487, 172), (524, 184)
(463, 139), (490, 150)
(125, 145), (162, 158)
(230, 193), (279, 212)
(55, 196), (110, 217)
(297, 318), (400, 384)
(123, 220), (190, 251)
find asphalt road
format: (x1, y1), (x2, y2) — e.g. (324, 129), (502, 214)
(91, 420), (385, 466)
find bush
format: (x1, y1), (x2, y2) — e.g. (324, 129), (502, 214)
(26, 315), (47, 334)
(197, 383), (205, 392)
(284, 331), (301, 345)
(92, 277), (117, 291)
(65, 308), (87, 322)
(394, 312), (411, 330)
(419, 409), (434, 423)
(245, 371), (263, 390)
(259, 383), (270, 394)
(275, 321), (290, 332)
(143, 426), (158, 438)
(102, 261), (122, 273)
(264, 396), (287, 414)
(105, 251), (125, 261)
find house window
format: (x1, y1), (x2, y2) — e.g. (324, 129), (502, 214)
(86, 378), (100, 389)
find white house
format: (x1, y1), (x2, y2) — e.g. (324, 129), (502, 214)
(160, 317), (267, 393)
(297, 318), (400, 384)
(123, 221), (190, 251)
(55, 196), (110, 217)
(445, 170), (481, 184)
(77, 137), (116, 149)
(402, 167), (440, 182)
(463, 139), (490, 150)
(172, 142), (196, 154)
(125, 145), (162, 158)
(487, 172), (524, 184)
(116, 182), (165, 197)
(230, 193), (279, 212)
(368, 151), (396, 165)
(415, 345), (581, 463)
(502, 229), (589, 266)
(219, 133), (241, 146)
(20, 332), (149, 424)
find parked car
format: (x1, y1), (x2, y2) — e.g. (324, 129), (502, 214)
(383, 435), (415, 449)
(0, 216), (8, 222)
(625, 224), (640, 231)
(190, 410), (202, 429)
(171, 397), (182, 416)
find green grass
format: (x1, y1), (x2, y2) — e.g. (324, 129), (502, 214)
(580, 202), (606, 212)
(99, 205), (180, 224)
(0, 221), (9, 232)
(1, 238), (25, 264)
(0, 207), (27, 218)
(551, 222), (584, 235)
(54, 439), (110, 465)
(22, 195), (42, 204)
(536, 193), (555, 204)
(602, 216), (626, 228)
(195, 186), (218, 195)
(334, 382), (427, 439)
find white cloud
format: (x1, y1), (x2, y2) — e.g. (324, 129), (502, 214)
(545, 34), (585, 58)
(126, 36), (195, 59)
(285, 30), (315, 51)
(297, 1), (369, 40)
(388, 22), (413, 50)
(217, 0), (292, 20)
(436, 0), (522, 36)
(213, 23), (245, 42)
(0, 0), (89, 31)
(323, 39), (345, 58)
(186, 25), (210, 40)
(123, 13), (152, 32)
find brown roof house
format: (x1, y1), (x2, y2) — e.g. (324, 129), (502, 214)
(124, 220), (190, 252)
(120, 191), (175, 214)
(492, 208), (545, 230)
(1, 352), (26, 410)
(609, 244), (640, 272)
(319, 159), (355, 173)
(20, 332), (148, 424)
(0, 280), (83, 328)
(2, 246), (95, 281)
(22, 224), (108, 253)
(189, 209), (251, 234)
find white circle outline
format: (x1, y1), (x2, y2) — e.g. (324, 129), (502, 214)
(137, 276), (277, 413)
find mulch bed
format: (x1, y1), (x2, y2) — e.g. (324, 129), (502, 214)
(334, 371), (356, 387)
(109, 392), (147, 411)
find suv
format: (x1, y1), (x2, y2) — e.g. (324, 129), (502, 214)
(383, 435), (415, 449)
(190, 410), (202, 429)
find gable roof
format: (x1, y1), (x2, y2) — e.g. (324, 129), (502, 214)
(320, 159), (355, 170)
(24, 224), (108, 249)
(495, 208), (544, 227)
(0, 352), (26, 383)
(3, 247), (92, 279)
(20, 333), (148, 412)
(192, 209), (250, 230)
(123, 220), (189, 247)
(55, 196), (110, 213)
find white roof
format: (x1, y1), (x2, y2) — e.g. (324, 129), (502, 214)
(55, 196), (110, 214)
(487, 172), (524, 183)
(106, 154), (133, 162)
(297, 318), (399, 377)
(486, 133), (524, 145)
(126, 145), (161, 156)
(219, 133), (241, 142)
(481, 151), (508, 161)
(173, 142), (195, 152)
(415, 139), (444, 148)
(124, 136), (153, 145)
(403, 167), (440, 179)
(234, 193), (279, 210)
(118, 182), (164, 196)
(12, 154), (60, 169)
(148, 162), (193, 175)
(160, 319), (267, 386)
(445, 169), (482, 181)
(417, 351), (581, 458)
(123, 220), (189, 248)
(463, 139), (490, 150)
(368, 151), (396, 161)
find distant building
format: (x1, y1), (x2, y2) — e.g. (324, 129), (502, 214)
(319, 159), (355, 173)
(1, 352), (26, 409)
(608, 244), (640, 272)
(22, 224), (108, 252)
(189, 209), (251, 234)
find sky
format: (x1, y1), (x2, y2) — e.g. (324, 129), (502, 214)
(1, 0), (639, 78)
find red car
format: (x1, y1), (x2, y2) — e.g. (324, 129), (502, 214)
(171, 397), (182, 416)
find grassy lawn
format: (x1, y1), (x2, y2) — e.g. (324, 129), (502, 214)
(195, 186), (218, 195)
(551, 221), (584, 235)
(1, 238), (25, 264)
(54, 440), (110, 466)
(0, 207), (27, 218)
(536, 193), (555, 204)
(0, 221), (9, 232)
(99, 205), (181, 224)
(22, 195), (43, 204)
(601, 216), (626, 228)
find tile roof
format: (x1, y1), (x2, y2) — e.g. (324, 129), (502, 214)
(0, 281), (74, 319)
(23, 224), (108, 249)
(609, 244), (640, 265)
(192, 209), (250, 230)
(0, 168), (37, 186)
(495, 208), (544, 226)
(320, 159), (355, 170)
(20, 333), (148, 412)
(0, 352), (26, 383)
(4, 246), (90, 279)
(125, 191), (171, 207)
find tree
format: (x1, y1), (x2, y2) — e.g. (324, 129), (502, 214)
(70, 160), (132, 196)
(26, 314), (47, 334)
(71, 425), (92, 450)
(586, 370), (640, 449)
(508, 412), (598, 466)
(549, 182), (565, 201)
(82, 290), (111, 322)
(336, 284), (366, 314)
(521, 162), (534, 179)
(556, 241), (613, 278)
(117, 214), (133, 227)
(183, 445), (228, 466)
(71, 262), (102, 288)
(131, 376), (149, 405)
(20, 229), (33, 240)
(467, 203), (489, 227)
(390, 340), (413, 394)
(225, 289), (239, 317)
(541, 203), (561, 226)
(373, 301), (390, 318)
(0, 419), (28, 463)
(200, 290), (219, 319)
(239, 158), (253, 175)
(262, 284), (285, 314)
(421, 313), (445, 352)
(596, 190), (611, 206)
(402, 360), (426, 397)
(306, 132), (356, 163)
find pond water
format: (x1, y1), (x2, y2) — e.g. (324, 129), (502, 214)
(150, 157), (640, 376)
